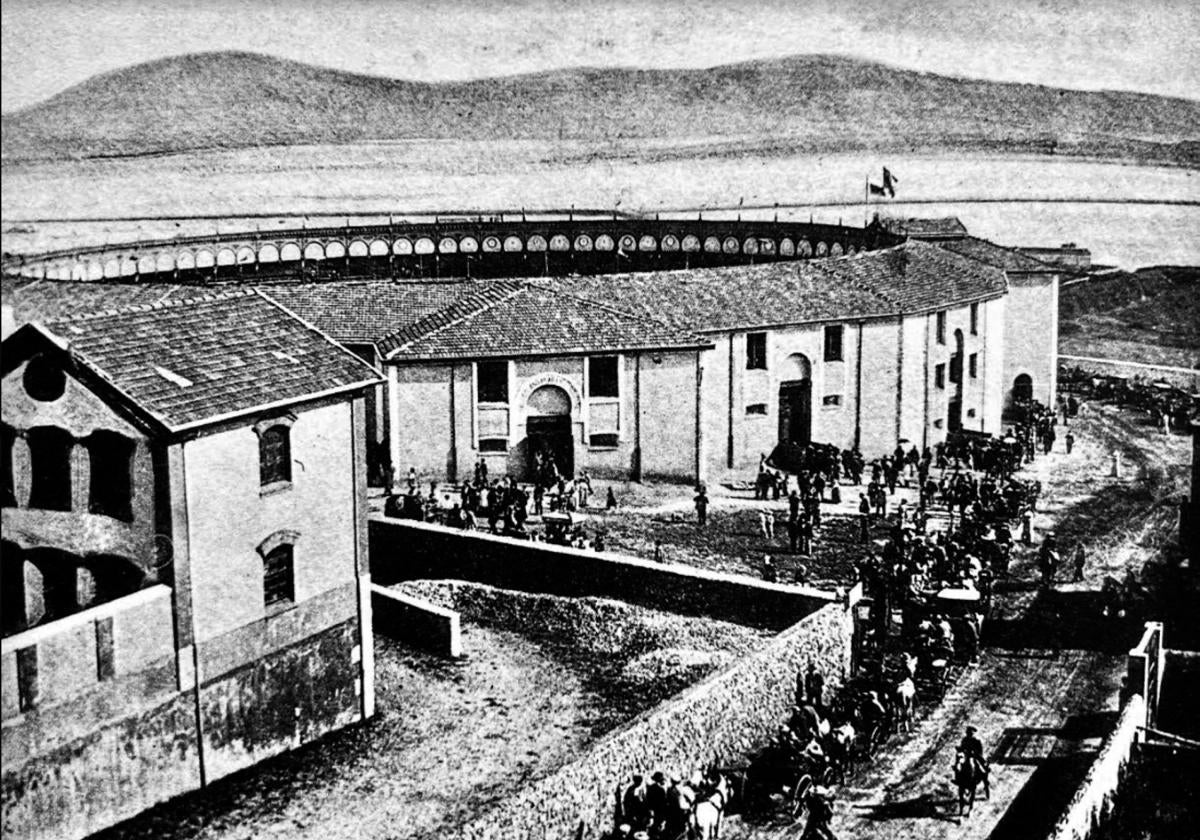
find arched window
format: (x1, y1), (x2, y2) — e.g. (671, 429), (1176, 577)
(256, 418), (294, 488)
(263, 544), (294, 607)
(258, 530), (299, 609)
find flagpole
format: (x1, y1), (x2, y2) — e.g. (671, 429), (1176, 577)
(864, 176), (869, 226)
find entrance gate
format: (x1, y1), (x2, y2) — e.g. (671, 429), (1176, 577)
(778, 380), (812, 445)
(525, 385), (574, 480)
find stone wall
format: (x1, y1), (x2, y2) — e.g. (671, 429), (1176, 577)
(456, 599), (854, 840)
(0, 618), (362, 840)
(372, 584), (462, 658)
(199, 619), (363, 783)
(369, 518), (837, 631)
(1045, 693), (1145, 840)
(0, 691), (200, 840)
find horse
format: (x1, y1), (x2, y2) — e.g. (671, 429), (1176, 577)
(688, 772), (729, 840)
(953, 751), (988, 816)
(826, 721), (857, 784)
(892, 677), (917, 734)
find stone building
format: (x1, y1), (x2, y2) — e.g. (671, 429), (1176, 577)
(1, 290), (382, 840)
(2, 218), (1061, 492)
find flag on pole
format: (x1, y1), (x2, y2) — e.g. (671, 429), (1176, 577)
(883, 167), (898, 198)
(867, 166), (898, 198)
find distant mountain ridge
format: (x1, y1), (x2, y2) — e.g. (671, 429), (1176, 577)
(3, 51), (1198, 163)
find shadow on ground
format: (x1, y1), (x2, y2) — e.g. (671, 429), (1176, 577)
(987, 712), (1118, 840)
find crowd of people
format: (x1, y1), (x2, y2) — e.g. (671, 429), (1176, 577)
(608, 664), (840, 840)
(384, 458), (617, 548)
(1059, 366), (1198, 434)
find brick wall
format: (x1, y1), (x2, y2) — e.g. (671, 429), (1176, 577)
(456, 599), (854, 840)
(369, 518), (838, 631)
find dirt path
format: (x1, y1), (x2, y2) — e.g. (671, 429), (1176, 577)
(722, 405), (1189, 840)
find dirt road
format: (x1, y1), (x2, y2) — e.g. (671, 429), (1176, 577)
(722, 404), (1189, 840)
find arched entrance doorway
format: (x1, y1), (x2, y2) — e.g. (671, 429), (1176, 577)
(1013, 373), (1033, 405)
(778, 354), (812, 445)
(948, 329), (965, 432)
(526, 385), (573, 480)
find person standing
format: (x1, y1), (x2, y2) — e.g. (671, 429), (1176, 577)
(1066, 431), (1076, 454)
(859, 494), (871, 543)
(805, 662), (825, 708)
(694, 486), (709, 527)
(762, 555), (778, 582)
(1073, 543), (1087, 582)
(760, 506), (776, 540)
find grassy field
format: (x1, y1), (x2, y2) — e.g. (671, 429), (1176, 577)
(1059, 266), (1200, 369)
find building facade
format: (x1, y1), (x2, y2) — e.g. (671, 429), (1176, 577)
(1, 292), (381, 840)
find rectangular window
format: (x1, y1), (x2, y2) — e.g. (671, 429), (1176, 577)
(589, 432), (619, 448)
(264, 545), (295, 608)
(936, 311), (947, 345)
(588, 356), (619, 398)
(969, 353), (979, 379)
(17, 646), (38, 712)
(970, 303), (980, 335)
(823, 325), (844, 362)
(478, 438), (508, 453)
(822, 394), (842, 407)
(95, 616), (115, 681)
(746, 332), (767, 370)
(745, 403), (768, 416)
(87, 431), (134, 521)
(26, 427), (72, 512)
(935, 363), (946, 389)
(477, 360), (509, 403)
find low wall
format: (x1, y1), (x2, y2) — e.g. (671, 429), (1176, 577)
(369, 518), (836, 631)
(1045, 693), (1145, 840)
(1059, 355), (1199, 390)
(457, 598), (855, 840)
(372, 584), (462, 658)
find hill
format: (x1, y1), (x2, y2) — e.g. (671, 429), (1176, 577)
(2, 51), (1198, 163)
(1060, 266), (1200, 370)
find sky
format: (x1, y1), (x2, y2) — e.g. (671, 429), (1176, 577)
(3, 0), (1198, 113)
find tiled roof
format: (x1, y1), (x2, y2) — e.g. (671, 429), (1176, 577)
(823, 241), (1009, 314)
(538, 258), (897, 334)
(3, 280), (192, 326)
(383, 283), (710, 360)
(40, 290), (381, 431)
(259, 280), (477, 345)
(880, 217), (969, 239)
(936, 236), (1059, 273)
(541, 241), (1005, 334)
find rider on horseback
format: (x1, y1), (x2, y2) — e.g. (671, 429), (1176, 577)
(956, 726), (990, 798)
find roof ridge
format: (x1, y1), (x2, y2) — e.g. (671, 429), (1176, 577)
(382, 281), (526, 357)
(45, 287), (256, 324)
(542, 284), (701, 340)
(252, 289), (386, 380)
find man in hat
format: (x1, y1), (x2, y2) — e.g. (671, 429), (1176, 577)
(621, 774), (650, 832)
(800, 785), (837, 840)
(956, 725), (990, 798)
(646, 771), (670, 836)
